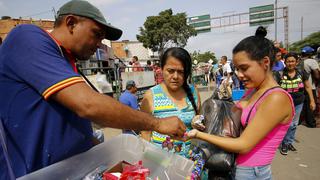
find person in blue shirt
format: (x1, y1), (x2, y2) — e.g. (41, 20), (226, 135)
(119, 80), (140, 134)
(0, 0), (186, 178)
(272, 48), (285, 72)
(119, 80), (139, 110)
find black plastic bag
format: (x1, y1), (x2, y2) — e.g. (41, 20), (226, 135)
(195, 91), (242, 174)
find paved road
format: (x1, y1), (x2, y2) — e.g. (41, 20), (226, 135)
(103, 83), (320, 179)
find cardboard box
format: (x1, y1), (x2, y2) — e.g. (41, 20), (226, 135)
(103, 161), (132, 180)
(107, 161), (132, 173)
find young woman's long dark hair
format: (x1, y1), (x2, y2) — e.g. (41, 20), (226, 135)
(160, 47), (198, 114)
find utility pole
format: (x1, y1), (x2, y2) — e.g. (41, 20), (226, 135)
(275, 0), (278, 41)
(301, 16), (304, 40)
(284, 7), (289, 50)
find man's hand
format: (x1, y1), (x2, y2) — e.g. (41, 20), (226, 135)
(155, 116), (186, 138)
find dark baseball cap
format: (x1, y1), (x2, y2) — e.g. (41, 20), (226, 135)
(57, 0), (122, 40)
(126, 80), (136, 89)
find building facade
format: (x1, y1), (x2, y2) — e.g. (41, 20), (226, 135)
(0, 16), (54, 40)
(111, 40), (158, 63)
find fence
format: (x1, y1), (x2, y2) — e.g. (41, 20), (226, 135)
(78, 65), (159, 101)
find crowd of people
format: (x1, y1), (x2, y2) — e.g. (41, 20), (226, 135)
(124, 56), (164, 85)
(0, 0), (319, 179)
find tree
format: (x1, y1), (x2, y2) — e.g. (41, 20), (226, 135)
(191, 51), (217, 64)
(137, 9), (197, 55)
(289, 31), (320, 52)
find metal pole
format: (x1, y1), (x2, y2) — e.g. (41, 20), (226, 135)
(275, 0), (278, 41)
(284, 7), (289, 50)
(113, 67), (119, 99)
(301, 16), (304, 40)
(116, 65), (122, 100)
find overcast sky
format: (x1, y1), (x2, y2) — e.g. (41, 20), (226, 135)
(1, 0), (319, 58)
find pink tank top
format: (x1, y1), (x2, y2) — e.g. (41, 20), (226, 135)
(235, 88), (295, 167)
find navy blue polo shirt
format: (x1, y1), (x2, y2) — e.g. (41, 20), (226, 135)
(0, 24), (93, 178)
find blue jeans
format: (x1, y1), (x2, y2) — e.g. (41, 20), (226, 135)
(216, 75), (222, 87)
(282, 103), (303, 145)
(232, 74), (240, 90)
(235, 165), (272, 180)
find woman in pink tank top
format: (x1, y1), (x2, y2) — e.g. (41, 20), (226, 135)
(187, 26), (295, 180)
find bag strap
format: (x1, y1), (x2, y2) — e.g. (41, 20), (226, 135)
(76, 66), (99, 93)
(58, 45), (99, 93)
(244, 86), (280, 127)
(0, 118), (16, 180)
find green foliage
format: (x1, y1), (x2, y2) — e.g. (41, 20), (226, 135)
(289, 31), (320, 52)
(191, 51), (217, 64)
(136, 9), (197, 55)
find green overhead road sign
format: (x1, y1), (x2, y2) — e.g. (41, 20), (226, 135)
(187, 14), (211, 33)
(249, 4), (274, 26)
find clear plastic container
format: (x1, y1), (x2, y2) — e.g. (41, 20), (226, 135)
(18, 134), (194, 180)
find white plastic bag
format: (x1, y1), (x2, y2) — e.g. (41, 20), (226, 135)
(96, 72), (113, 93)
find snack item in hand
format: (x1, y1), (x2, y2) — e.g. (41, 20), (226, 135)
(191, 115), (206, 131)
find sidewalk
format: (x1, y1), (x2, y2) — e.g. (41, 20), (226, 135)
(272, 126), (320, 179)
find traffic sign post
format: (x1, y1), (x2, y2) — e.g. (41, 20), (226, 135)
(249, 4), (274, 26)
(187, 14), (211, 33)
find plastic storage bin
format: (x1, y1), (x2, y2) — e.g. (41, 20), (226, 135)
(232, 89), (245, 101)
(18, 134), (194, 180)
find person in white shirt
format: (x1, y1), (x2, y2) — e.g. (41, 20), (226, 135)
(220, 56), (233, 85)
(219, 56), (233, 99)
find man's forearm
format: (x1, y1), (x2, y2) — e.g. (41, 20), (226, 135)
(53, 83), (159, 132)
(86, 93), (159, 131)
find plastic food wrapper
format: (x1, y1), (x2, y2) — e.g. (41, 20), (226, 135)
(186, 145), (206, 180)
(191, 115), (205, 131)
(217, 80), (232, 100)
(82, 160), (150, 180)
(121, 160), (150, 179)
(194, 90), (242, 172)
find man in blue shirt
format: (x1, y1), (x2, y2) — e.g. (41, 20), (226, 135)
(119, 80), (139, 134)
(0, 0), (186, 178)
(120, 80), (139, 110)
(272, 48), (285, 71)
